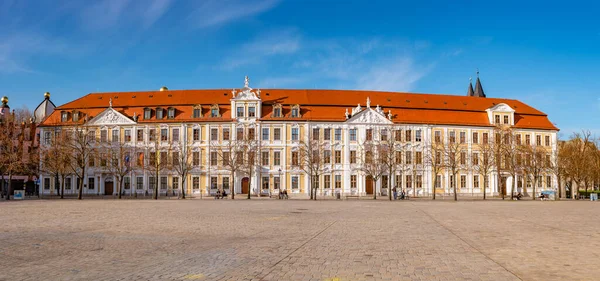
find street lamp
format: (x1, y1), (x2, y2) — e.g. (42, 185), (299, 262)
(278, 168), (282, 199)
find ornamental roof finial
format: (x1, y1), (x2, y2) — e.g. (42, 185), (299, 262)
(366, 97), (371, 108)
(244, 76), (250, 88)
(109, 98), (112, 108)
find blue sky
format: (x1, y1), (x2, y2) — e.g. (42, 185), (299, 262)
(1, 0), (599, 137)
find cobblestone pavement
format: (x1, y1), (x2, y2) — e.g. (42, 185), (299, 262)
(1, 199), (599, 281)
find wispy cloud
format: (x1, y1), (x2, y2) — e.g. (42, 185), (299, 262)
(220, 29), (300, 70)
(187, 0), (279, 29)
(357, 57), (434, 92)
(79, 0), (174, 30)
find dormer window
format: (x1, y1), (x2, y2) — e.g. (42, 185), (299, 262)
(210, 104), (220, 117)
(291, 104), (300, 118)
(503, 115), (509, 124)
(144, 108), (152, 120)
(494, 115), (500, 124)
(167, 107), (175, 119)
(72, 111), (79, 122)
(192, 105), (202, 118)
(61, 111), (68, 122)
(248, 106), (256, 117)
(156, 107), (164, 119)
(272, 104), (282, 117)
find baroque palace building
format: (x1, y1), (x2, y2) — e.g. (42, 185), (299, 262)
(38, 76), (558, 197)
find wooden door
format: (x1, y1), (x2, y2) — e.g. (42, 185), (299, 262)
(105, 182), (114, 195)
(241, 177), (250, 194)
(365, 176), (374, 194)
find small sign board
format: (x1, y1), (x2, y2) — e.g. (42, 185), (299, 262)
(13, 190), (24, 200)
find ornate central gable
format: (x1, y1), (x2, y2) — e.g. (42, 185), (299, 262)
(231, 76), (261, 101)
(86, 107), (136, 126)
(345, 98), (392, 125)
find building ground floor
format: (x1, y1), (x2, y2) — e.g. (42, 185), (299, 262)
(39, 168), (558, 199)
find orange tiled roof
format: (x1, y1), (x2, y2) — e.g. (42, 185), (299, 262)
(41, 88), (558, 130)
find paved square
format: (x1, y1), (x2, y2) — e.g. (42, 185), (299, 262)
(1, 199), (598, 281)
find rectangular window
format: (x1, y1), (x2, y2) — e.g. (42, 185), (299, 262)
(274, 151), (281, 166)
(292, 176), (299, 189)
(223, 177), (230, 190)
(435, 131), (441, 143)
(382, 175), (389, 189)
(406, 175), (412, 188)
(313, 128), (320, 140)
(160, 129), (168, 141)
(405, 151), (412, 164)
(274, 128), (281, 141)
(324, 128), (331, 141)
(168, 108), (175, 119)
(262, 128), (269, 140)
(415, 130), (422, 142)
(526, 134), (531, 145)
(516, 134), (522, 145)
(124, 129), (131, 142)
(248, 128), (255, 140)
(449, 131), (455, 143)
(100, 130), (107, 142)
(172, 151), (179, 166)
(495, 115), (500, 124)
(460, 132), (466, 144)
(149, 129), (156, 141)
(65, 178), (72, 190)
(365, 129), (373, 141)
(350, 129), (357, 141)
(274, 177), (280, 189)
(536, 135), (542, 146)
(262, 177), (269, 190)
(61, 112), (68, 122)
(545, 136), (550, 146)
(169, 128), (178, 142)
(291, 128), (299, 141)
(236, 128), (244, 140)
(144, 109), (152, 120)
(160, 177), (167, 190)
(472, 152), (479, 165)
(211, 128), (218, 141)
(350, 150), (357, 164)
(335, 175), (341, 189)
(211, 108), (218, 117)
(473, 175), (479, 188)
(136, 177), (143, 190)
(546, 175), (552, 188)
(262, 151), (269, 165)
(273, 107), (281, 117)
(460, 175), (466, 188)
(312, 177), (319, 189)
(434, 175), (441, 188)
(210, 151), (217, 166)
(291, 107), (299, 117)
(237, 106), (244, 118)
(395, 151), (402, 164)
(172, 177), (179, 191)
(395, 130), (402, 141)
(193, 151), (200, 166)
(351, 175), (357, 188)
(211, 177), (217, 189)
(460, 152), (466, 165)
(405, 130), (412, 142)
(504, 115), (509, 124)
(192, 177), (200, 189)
(472, 132), (478, 144)
(416, 151), (422, 164)
(380, 129), (388, 141)
(193, 108), (201, 118)
(324, 175), (331, 189)
(334, 150), (341, 164)
(137, 129), (144, 142)
(335, 128), (341, 141)
(291, 151), (299, 166)
(483, 133), (488, 144)
(248, 106), (255, 117)
(324, 150), (331, 164)
(44, 178), (50, 189)
(222, 152), (230, 166)
(156, 109), (163, 120)
(88, 177), (95, 190)
(416, 175), (422, 188)
(221, 128), (230, 141)
(193, 128), (200, 141)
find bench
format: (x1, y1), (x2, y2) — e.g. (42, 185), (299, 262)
(345, 195), (360, 200)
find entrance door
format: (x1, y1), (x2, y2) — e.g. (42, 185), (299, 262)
(241, 177), (250, 194)
(500, 176), (508, 196)
(105, 182), (114, 195)
(365, 176), (374, 194)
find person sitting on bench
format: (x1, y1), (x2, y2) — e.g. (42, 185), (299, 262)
(221, 189), (227, 199)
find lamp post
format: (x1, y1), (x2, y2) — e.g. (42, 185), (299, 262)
(278, 168), (282, 199)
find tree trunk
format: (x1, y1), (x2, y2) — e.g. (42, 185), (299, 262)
(523, 174), (530, 198)
(483, 173), (486, 200)
(511, 175), (516, 200)
(180, 178), (186, 199)
(373, 178), (377, 200)
(453, 174), (457, 201)
(118, 177), (123, 199)
(532, 177), (536, 200)
(432, 175), (437, 200)
(153, 170), (159, 200)
(389, 172), (393, 201)
(230, 172), (234, 200)
(78, 168), (85, 200)
(6, 174), (12, 201)
(60, 175), (65, 199)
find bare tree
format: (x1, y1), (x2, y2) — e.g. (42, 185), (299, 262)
(298, 133), (327, 200)
(213, 131), (245, 200)
(474, 141), (495, 200)
(521, 143), (547, 200)
(103, 138), (133, 199)
(171, 143), (193, 199)
(0, 108), (36, 200)
(357, 139), (387, 200)
(40, 130), (71, 199)
(145, 139), (170, 200)
(425, 140), (445, 200)
(563, 130), (593, 199)
(66, 125), (96, 200)
(443, 139), (463, 201)
(381, 127), (405, 200)
(240, 137), (260, 199)
(549, 140), (567, 199)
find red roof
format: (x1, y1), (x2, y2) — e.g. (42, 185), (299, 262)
(41, 88), (558, 130)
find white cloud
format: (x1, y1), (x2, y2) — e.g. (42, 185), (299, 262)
(257, 76), (305, 88)
(188, 0), (279, 29)
(79, 0), (173, 30)
(357, 57), (433, 92)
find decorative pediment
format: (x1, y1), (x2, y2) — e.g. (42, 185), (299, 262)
(486, 103), (515, 126)
(231, 76), (261, 101)
(345, 108), (393, 125)
(487, 103), (515, 112)
(85, 108), (136, 126)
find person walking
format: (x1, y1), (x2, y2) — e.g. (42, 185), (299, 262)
(393, 186), (398, 200)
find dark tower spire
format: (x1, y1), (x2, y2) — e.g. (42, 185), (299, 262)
(467, 77), (474, 96)
(473, 69), (486, 97)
